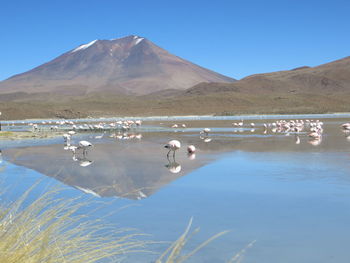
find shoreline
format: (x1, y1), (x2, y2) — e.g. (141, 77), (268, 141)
(1, 112), (350, 123)
(0, 131), (64, 141)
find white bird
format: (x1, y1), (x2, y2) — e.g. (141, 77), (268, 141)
(341, 123), (350, 130)
(200, 128), (211, 136)
(164, 140), (181, 158)
(187, 145), (196, 154)
(68, 145), (78, 154)
(95, 133), (104, 139)
(78, 140), (93, 155)
(63, 134), (71, 143)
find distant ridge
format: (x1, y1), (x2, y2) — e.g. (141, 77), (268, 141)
(183, 56), (350, 95)
(0, 35), (235, 95)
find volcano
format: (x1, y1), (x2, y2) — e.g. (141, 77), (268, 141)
(0, 35), (235, 96)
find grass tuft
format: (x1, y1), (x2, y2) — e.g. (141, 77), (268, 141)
(156, 217), (230, 263)
(0, 186), (149, 263)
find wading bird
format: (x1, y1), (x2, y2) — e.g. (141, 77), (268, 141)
(78, 140), (93, 155)
(200, 128), (211, 136)
(164, 140), (181, 158)
(187, 145), (196, 154)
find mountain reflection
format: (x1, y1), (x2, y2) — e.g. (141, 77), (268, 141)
(3, 138), (210, 200)
(3, 120), (349, 200)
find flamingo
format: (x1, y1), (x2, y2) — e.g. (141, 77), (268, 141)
(164, 140), (181, 158)
(78, 140), (93, 155)
(63, 134), (71, 143)
(342, 123), (350, 131)
(200, 128), (211, 136)
(68, 145), (78, 154)
(187, 145), (196, 154)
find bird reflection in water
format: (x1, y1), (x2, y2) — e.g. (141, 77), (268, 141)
(62, 138), (94, 167)
(187, 153), (196, 160)
(200, 135), (212, 143)
(343, 132), (350, 142)
(308, 138), (322, 146)
(110, 133), (143, 140)
(165, 157), (182, 174)
(72, 153), (94, 167)
(187, 145), (196, 160)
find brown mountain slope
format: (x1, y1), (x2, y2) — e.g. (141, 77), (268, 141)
(0, 35), (235, 95)
(183, 56), (350, 95)
(1, 55), (350, 119)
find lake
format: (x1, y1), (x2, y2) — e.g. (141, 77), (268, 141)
(1, 114), (350, 262)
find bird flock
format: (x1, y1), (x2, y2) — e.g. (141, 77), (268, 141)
(164, 118), (329, 167)
(4, 116), (350, 171)
(52, 119), (144, 167)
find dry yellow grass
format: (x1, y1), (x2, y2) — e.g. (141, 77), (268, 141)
(156, 218), (229, 263)
(156, 218), (255, 263)
(0, 185), (254, 263)
(0, 186), (149, 263)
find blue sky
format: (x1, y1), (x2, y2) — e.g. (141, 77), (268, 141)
(0, 0), (349, 80)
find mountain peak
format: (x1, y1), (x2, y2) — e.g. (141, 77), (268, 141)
(71, 39), (98, 53)
(0, 36), (235, 95)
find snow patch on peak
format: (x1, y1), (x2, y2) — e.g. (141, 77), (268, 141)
(134, 38), (144, 45)
(133, 35), (138, 39)
(71, 40), (98, 53)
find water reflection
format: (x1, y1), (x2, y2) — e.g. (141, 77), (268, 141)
(2, 117), (350, 200)
(3, 137), (212, 199)
(165, 158), (182, 174)
(110, 132), (143, 140)
(308, 138), (322, 146)
(72, 154), (94, 167)
(200, 135), (212, 143)
(187, 153), (196, 160)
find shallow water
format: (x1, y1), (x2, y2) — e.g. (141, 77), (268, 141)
(1, 115), (350, 262)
